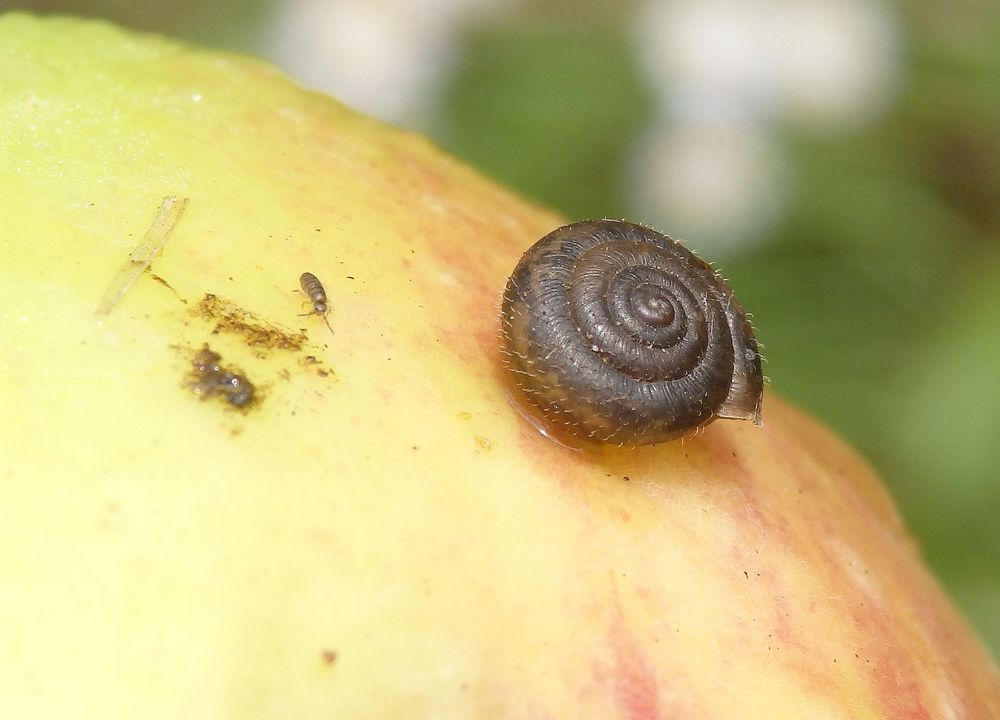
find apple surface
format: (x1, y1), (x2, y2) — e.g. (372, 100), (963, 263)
(1, 13), (998, 719)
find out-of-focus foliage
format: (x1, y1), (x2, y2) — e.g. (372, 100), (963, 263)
(4, 0), (998, 655)
(8, 0), (271, 49)
(439, 23), (652, 220)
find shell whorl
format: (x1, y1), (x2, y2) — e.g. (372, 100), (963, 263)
(500, 219), (763, 446)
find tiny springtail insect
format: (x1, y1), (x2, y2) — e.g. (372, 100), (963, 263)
(299, 271), (333, 335)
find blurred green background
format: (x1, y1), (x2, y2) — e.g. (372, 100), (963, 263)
(7, 0), (999, 654)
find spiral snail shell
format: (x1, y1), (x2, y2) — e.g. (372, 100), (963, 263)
(500, 219), (763, 446)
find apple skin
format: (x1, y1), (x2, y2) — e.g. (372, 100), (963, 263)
(0, 13), (998, 720)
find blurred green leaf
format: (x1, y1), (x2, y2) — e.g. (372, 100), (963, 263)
(12, 0), (274, 51)
(436, 23), (651, 219)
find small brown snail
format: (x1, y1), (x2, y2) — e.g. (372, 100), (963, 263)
(500, 219), (763, 446)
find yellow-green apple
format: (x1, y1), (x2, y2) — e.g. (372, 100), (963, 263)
(0, 13), (998, 720)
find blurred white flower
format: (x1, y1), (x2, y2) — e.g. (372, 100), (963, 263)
(267, 0), (507, 124)
(630, 0), (901, 254)
(636, 0), (781, 122)
(635, 0), (900, 128)
(777, 0), (901, 131)
(628, 120), (787, 255)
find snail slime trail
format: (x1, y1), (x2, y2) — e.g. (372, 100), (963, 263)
(500, 219), (763, 446)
